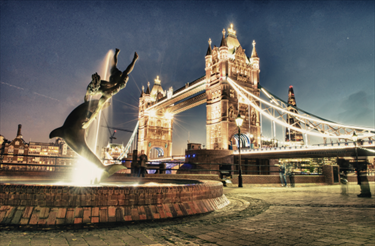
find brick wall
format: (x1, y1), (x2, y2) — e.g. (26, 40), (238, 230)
(0, 179), (229, 225)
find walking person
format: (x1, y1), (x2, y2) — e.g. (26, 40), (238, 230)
(138, 150), (148, 177)
(287, 164), (295, 188)
(277, 163), (288, 187)
(356, 162), (372, 198)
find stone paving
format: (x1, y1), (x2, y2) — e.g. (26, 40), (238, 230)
(0, 183), (374, 245)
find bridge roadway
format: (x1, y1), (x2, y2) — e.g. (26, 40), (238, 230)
(146, 76), (206, 113)
(233, 141), (375, 159)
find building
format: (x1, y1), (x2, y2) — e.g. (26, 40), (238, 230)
(101, 143), (125, 165)
(205, 25), (261, 150)
(138, 76), (174, 159)
(187, 143), (202, 150)
(285, 86), (304, 145)
(1, 124), (77, 171)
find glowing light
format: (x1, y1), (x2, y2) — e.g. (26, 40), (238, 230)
(228, 23), (236, 35)
(148, 110), (156, 117)
(71, 157), (104, 185)
(164, 112), (173, 119)
(233, 144), (373, 155)
(154, 76), (161, 85)
(228, 78), (375, 139)
(235, 113), (243, 127)
(145, 79), (206, 112)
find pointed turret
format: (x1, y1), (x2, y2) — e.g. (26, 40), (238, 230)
(206, 38), (212, 56)
(145, 82), (150, 94)
(250, 40), (260, 71)
(140, 85), (145, 97)
(226, 24), (240, 52)
(220, 29), (227, 47)
(150, 76), (164, 101)
(251, 40), (258, 58)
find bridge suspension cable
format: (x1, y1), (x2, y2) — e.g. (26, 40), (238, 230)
(227, 77), (375, 140)
(117, 121), (139, 160)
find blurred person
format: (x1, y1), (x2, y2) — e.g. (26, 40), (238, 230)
(138, 150), (148, 177)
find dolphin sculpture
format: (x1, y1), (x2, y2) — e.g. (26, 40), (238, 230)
(50, 49), (138, 182)
(50, 99), (125, 181)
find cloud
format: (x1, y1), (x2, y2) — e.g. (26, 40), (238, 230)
(337, 90), (374, 128)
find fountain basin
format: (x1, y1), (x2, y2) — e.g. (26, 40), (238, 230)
(0, 178), (229, 225)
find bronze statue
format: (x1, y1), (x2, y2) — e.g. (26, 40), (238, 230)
(50, 49), (138, 181)
(83, 49), (138, 129)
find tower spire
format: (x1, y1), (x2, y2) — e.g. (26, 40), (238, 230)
(206, 38), (212, 56)
(154, 76), (161, 85)
(140, 85), (145, 97)
(146, 82), (150, 94)
(287, 85), (297, 106)
(251, 40), (258, 58)
(16, 124), (22, 139)
(227, 23), (236, 37)
(220, 29), (227, 47)
(285, 85), (303, 143)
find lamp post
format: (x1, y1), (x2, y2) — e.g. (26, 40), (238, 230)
(352, 131), (359, 187)
(236, 113), (244, 188)
(353, 131), (358, 167)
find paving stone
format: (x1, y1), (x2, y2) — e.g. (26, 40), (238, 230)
(0, 185), (374, 246)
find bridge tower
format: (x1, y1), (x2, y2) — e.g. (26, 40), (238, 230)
(138, 76), (173, 158)
(285, 85), (304, 144)
(205, 25), (261, 150)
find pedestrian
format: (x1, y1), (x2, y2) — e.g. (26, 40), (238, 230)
(138, 150), (148, 177)
(340, 171), (348, 195)
(279, 163), (288, 187)
(356, 162), (372, 198)
(287, 165), (295, 188)
(131, 150), (138, 177)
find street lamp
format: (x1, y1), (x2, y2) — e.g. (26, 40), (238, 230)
(236, 113), (244, 188)
(352, 131), (359, 186)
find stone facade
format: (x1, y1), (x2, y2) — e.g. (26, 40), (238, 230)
(205, 25), (261, 150)
(138, 76), (173, 158)
(1, 125), (76, 171)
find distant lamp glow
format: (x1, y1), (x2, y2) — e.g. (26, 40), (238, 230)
(235, 113), (243, 127)
(165, 112), (173, 119)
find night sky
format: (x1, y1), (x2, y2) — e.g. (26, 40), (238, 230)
(1, 1), (374, 155)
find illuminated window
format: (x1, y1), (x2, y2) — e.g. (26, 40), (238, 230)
(8, 146), (14, 153)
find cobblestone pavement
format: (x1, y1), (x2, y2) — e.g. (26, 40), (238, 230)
(0, 184), (374, 246)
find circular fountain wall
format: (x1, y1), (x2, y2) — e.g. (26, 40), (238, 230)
(0, 178), (229, 225)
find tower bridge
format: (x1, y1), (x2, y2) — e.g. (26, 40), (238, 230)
(119, 24), (375, 161)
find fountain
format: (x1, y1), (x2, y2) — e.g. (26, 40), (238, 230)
(0, 49), (229, 226)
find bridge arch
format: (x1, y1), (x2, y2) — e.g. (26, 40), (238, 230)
(231, 133), (250, 148)
(149, 146), (165, 159)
